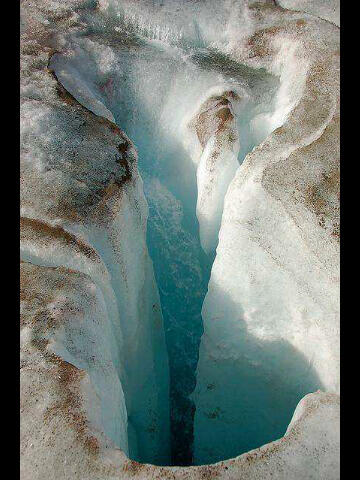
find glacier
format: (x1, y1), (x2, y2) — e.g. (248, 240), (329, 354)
(20, 0), (340, 478)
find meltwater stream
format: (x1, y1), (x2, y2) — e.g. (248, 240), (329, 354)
(50, 2), (322, 466)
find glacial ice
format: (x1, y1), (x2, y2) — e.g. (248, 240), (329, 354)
(192, 4), (340, 464)
(20, 0), (339, 477)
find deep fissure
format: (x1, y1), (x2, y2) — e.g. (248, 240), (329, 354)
(104, 43), (280, 466)
(48, 4), (325, 467)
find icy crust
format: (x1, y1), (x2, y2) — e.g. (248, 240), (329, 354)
(277, 1), (340, 27)
(194, 0), (339, 467)
(20, 263), (129, 472)
(20, 4), (170, 465)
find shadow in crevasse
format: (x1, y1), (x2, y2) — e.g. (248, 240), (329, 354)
(192, 281), (325, 466)
(50, 42), (213, 465)
(49, 33), (284, 466)
(102, 60), (212, 465)
(112, 105), (210, 464)
(96, 49), (216, 466)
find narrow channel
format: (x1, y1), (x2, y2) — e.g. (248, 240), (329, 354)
(50, 10), (290, 465)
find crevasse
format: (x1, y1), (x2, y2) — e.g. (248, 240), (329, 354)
(48, 0), (324, 467)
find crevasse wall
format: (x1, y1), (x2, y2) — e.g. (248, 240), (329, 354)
(193, 8), (339, 465)
(20, 42), (170, 463)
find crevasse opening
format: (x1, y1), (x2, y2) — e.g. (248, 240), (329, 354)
(50, 1), (323, 467)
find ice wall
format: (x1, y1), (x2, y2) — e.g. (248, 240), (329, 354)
(193, 6), (340, 465)
(20, 36), (170, 463)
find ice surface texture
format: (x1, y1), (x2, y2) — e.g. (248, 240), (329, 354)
(20, 0), (339, 478)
